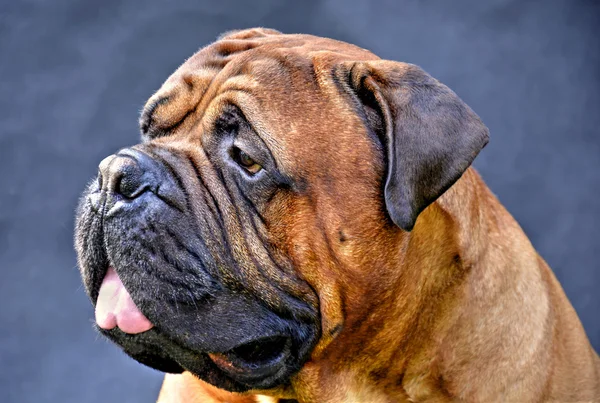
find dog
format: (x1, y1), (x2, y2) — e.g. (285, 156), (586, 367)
(75, 28), (600, 402)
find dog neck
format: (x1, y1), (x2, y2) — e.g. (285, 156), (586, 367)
(288, 168), (557, 402)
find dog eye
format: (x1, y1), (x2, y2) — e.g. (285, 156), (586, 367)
(231, 147), (262, 174)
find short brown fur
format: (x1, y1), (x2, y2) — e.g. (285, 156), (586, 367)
(140, 29), (599, 402)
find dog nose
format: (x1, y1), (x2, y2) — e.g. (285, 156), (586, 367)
(97, 154), (149, 199)
(89, 149), (159, 213)
(89, 147), (186, 214)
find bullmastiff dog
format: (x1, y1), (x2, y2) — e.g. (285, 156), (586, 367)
(75, 28), (600, 402)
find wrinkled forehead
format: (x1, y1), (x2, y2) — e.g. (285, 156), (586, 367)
(139, 29), (378, 145)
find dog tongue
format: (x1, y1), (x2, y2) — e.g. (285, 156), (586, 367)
(95, 267), (154, 334)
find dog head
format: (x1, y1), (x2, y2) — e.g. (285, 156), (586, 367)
(75, 28), (488, 393)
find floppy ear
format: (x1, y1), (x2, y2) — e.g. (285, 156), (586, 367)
(339, 60), (489, 231)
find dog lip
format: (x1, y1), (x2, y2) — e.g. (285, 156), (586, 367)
(207, 335), (291, 382)
(86, 260), (109, 305)
(98, 326), (298, 391)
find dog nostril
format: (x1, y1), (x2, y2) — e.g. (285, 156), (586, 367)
(116, 169), (143, 198)
(97, 154), (148, 199)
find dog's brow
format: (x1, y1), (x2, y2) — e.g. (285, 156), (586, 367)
(215, 103), (281, 172)
(140, 96), (171, 137)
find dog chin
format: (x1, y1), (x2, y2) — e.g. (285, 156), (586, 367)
(80, 249), (318, 392)
(97, 322), (303, 392)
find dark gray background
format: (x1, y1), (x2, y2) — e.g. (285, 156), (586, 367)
(1, 0), (598, 402)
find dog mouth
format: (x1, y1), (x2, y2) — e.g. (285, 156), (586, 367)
(93, 265), (297, 387)
(208, 335), (292, 382)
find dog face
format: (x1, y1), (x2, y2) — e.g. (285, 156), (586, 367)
(75, 28), (488, 393)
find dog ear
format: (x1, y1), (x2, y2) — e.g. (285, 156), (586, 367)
(339, 60), (489, 231)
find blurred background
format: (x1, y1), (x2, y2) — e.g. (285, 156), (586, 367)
(1, 0), (599, 402)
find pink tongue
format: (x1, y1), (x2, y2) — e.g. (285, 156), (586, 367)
(95, 267), (154, 334)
